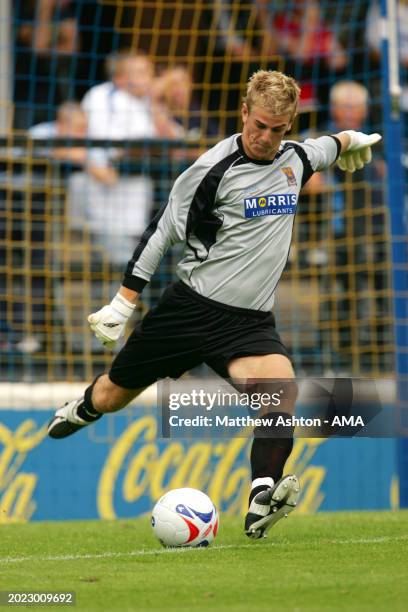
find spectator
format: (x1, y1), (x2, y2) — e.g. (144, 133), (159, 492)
(29, 101), (117, 185)
(153, 66), (220, 140)
(29, 101), (87, 162)
(14, 0), (80, 129)
(201, 0), (347, 132)
(69, 51), (181, 271)
(29, 100), (86, 136)
(325, 80), (385, 249)
(301, 81), (382, 232)
(200, 1), (261, 135)
(256, 0), (347, 113)
(210, 0), (259, 60)
(330, 81), (369, 131)
(30, 0), (78, 55)
(301, 81), (387, 370)
(81, 50), (179, 141)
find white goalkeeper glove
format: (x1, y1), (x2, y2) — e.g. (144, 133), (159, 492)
(88, 293), (137, 349)
(336, 131), (382, 172)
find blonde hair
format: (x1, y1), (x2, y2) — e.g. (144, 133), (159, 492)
(243, 70), (301, 118)
(105, 49), (152, 79)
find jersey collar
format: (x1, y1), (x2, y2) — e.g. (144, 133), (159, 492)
(236, 135), (283, 166)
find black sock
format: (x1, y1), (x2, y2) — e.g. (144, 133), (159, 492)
(250, 411), (294, 484)
(76, 375), (104, 422)
(250, 437), (294, 483)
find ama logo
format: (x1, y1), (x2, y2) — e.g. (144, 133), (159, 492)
(244, 194), (297, 218)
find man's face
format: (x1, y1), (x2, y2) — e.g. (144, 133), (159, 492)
(164, 69), (192, 110)
(241, 103), (293, 160)
(331, 99), (367, 131)
(114, 57), (154, 98)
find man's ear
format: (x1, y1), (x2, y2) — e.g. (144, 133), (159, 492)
(241, 102), (249, 123)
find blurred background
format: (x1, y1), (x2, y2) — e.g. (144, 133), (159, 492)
(0, 0), (407, 522)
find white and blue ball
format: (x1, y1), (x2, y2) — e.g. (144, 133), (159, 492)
(151, 487), (219, 548)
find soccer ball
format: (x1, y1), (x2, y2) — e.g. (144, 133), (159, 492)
(151, 487), (219, 548)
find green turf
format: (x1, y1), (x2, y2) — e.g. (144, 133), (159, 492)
(0, 511), (407, 611)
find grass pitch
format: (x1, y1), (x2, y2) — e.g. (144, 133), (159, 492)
(0, 511), (407, 611)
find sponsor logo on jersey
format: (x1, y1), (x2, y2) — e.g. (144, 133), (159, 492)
(243, 193), (297, 218)
(281, 166), (297, 186)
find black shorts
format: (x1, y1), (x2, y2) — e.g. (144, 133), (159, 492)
(109, 281), (290, 389)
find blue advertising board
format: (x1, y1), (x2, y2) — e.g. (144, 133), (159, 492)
(0, 399), (398, 523)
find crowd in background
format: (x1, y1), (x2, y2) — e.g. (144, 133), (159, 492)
(1, 0), (403, 375)
(14, 0), (408, 135)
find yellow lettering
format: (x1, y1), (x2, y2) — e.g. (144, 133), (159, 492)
(286, 439), (327, 514)
(224, 468), (250, 516)
(168, 443), (212, 491)
(0, 474), (37, 523)
(0, 423), (15, 489)
(0, 420), (45, 523)
(296, 467), (325, 514)
(97, 416), (156, 519)
(150, 443), (184, 500)
(390, 475), (399, 510)
(123, 444), (158, 502)
(208, 436), (249, 509)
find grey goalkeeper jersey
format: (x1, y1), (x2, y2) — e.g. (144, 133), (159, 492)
(123, 133), (340, 311)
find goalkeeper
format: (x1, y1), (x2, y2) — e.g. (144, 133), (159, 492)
(48, 70), (381, 539)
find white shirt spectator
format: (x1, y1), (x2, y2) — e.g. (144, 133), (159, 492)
(72, 81), (156, 266)
(81, 82), (156, 140)
(29, 128), (153, 264)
